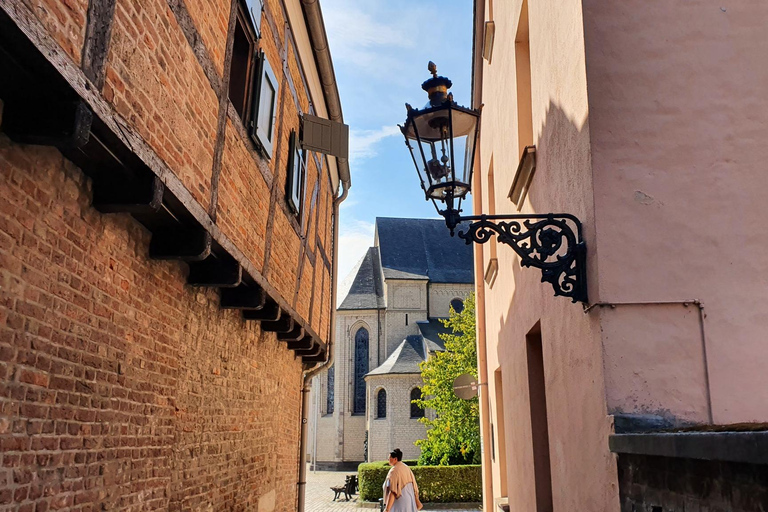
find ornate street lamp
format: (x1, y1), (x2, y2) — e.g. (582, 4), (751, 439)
(400, 63), (588, 303)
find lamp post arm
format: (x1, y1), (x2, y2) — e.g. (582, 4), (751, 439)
(443, 212), (588, 303)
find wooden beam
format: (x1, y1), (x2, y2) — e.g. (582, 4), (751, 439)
(188, 253), (242, 288)
(81, 0), (117, 89)
(260, 313), (294, 333)
(93, 175), (164, 214)
(278, 325), (304, 342)
(242, 302), (280, 322)
(295, 343), (323, 357)
(149, 228), (212, 261)
(220, 284), (266, 308)
(286, 336), (312, 351)
(2, 98), (92, 148)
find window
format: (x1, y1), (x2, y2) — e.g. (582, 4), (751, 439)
(326, 364), (334, 414)
(410, 388), (424, 418)
(526, 322), (553, 512)
(250, 51), (279, 158)
(228, 5), (257, 121)
(376, 389), (387, 419)
(450, 298), (464, 314)
(353, 328), (369, 415)
(511, 0), (535, 208)
(286, 130), (306, 215)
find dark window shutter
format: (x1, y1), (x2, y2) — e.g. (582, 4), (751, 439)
(301, 114), (349, 159)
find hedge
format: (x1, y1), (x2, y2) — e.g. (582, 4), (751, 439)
(358, 461), (482, 503)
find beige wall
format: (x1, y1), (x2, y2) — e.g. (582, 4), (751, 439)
(428, 283), (474, 318)
(384, 280), (427, 358)
(366, 374), (426, 462)
(476, 0), (616, 510)
(582, 0), (768, 424)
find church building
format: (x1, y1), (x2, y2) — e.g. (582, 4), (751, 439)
(309, 217), (474, 468)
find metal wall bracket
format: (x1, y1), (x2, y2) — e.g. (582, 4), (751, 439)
(445, 213), (587, 303)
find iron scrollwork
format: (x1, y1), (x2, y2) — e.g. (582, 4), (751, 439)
(449, 213), (587, 303)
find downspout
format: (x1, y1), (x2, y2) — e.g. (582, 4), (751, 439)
(470, 0), (494, 510)
(297, 2), (351, 510)
(298, 183), (348, 512)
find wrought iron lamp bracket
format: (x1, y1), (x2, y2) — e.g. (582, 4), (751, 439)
(443, 212), (588, 303)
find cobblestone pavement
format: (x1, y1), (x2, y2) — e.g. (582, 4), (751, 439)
(304, 466), (482, 511)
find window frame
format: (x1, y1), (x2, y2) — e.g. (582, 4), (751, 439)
(250, 50), (279, 159)
(410, 387), (424, 419)
(376, 389), (387, 419)
(286, 130), (306, 216)
(244, 0), (264, 38)
(228, 3), (258, 123)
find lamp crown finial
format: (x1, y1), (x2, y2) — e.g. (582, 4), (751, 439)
(428, 61), (437, 77)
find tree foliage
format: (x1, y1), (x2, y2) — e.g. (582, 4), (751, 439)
(415, 293), (480, 465)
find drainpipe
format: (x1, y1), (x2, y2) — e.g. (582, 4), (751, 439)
(470, 0), (493, 509)
(297, 183), (348, 512)
(296, 1), (351, 509)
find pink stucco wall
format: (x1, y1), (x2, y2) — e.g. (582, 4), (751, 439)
(474, 0), (768, 509)
(582, 0), (768, 424)
(475, 0), (618, 510)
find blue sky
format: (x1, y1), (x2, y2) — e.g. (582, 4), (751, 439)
(322, 0), (475, 283)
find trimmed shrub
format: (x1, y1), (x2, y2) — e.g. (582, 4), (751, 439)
(358, 462), (482, 503)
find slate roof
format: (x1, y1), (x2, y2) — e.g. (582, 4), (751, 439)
(366, 335), (426, 376)
(417, 319), (452, 353)
(375, 218), (474, 284)
(337, 247), (385, 310)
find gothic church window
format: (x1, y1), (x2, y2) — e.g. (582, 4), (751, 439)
(450, 298), (465, 314)
(376, 389), (387, 419)
(353, 327), (369, 414)
(410, 387), (424, 418)
(326, 365), (334, 414)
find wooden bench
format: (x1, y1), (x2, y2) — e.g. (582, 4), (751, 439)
(330, 474), (358, 501)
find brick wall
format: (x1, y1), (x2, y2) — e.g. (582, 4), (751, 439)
(0, 132), (304, 510)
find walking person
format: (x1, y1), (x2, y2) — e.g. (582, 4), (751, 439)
(383, 449), (423, 512)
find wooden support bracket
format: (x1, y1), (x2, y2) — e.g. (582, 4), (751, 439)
(243, 302), (281, 322)
(2, 98), (92, 148)
(149, 228), (212, 261)
(188, 254), (243, 288)
(93, 175), (164, 214)
(260, 313), (294, 333)
(278, 325), (305, 342)
(286, 336), (313, 351)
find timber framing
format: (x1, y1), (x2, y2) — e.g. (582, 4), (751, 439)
(81, 0), (117, 89)
(0, 1), (328, 362)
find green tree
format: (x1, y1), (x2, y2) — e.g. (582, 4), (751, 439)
(415, 293), (480, 465)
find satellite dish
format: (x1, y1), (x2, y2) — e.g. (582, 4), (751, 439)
(453, 373), (479, 400)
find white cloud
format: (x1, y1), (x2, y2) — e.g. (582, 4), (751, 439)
(336, 218), (375, 303)
(322, 3), (412, 72)
(348, 125), (400, 163)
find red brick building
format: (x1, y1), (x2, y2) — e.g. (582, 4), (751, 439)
(0, 0), (349, 509)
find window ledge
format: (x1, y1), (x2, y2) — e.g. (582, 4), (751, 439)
(484, 258), (498, 288)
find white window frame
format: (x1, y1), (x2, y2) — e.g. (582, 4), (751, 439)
(245, 0), (263, 38)
(286, 130), (306, 216)
(250, 51), (279, 158)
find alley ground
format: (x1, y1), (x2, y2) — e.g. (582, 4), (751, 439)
(305, 466), (482, 511)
